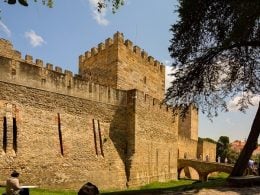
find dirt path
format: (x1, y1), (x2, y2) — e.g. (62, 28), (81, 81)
(159, 186), (260, 195)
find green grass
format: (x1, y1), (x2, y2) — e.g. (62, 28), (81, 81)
(209, 172), (229, 179)
(102, 172), (229, 194)
(140, 179), (194, 190)
(0, 173), (229, 195)
(0, 188), (76, 195)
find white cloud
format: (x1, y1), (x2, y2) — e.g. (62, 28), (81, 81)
(88, 0), (109, 26)
(165, 65), (176, 91)
(25, 30), (46, 47)
(228, 94), (260, 112)
(0, 21), (11, 37)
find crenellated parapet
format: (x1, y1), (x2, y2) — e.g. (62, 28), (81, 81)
(127, 89), (175, 116)
(79, 32), (165, 74)
(0, 38), (22, 60)
(0, 40), (127, 106)
(0, 34), (167, 108)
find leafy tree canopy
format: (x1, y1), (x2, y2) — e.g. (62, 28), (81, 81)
(4, 0), (124, 12)
(166, 0), (260, 118)
(217, 136), (230, 162)
(5, 0), (54, 7)
(97, 0), (124, 13)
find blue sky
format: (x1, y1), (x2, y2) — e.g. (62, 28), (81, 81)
(0, 0), (258, 142)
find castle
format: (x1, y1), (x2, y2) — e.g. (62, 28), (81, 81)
(0, 32), (216, 190)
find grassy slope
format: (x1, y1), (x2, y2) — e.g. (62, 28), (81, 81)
(0, 173), (229, 195)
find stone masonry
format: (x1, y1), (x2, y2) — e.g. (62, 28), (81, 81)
(0, 32), (214, 190)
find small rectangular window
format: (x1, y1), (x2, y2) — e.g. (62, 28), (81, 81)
(92, 119), (98, 156)
(3, 117), (7, 152)
(97, 120), (104, 157)
(108, 88), (111, 100)
(89, 83), (92, 93)
(156, 149), (159, 175)
(57, 113), (64, 156)
(13, 118), (17, 153)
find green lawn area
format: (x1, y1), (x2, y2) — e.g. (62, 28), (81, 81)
(0, 172), (229, 195)
(0, 188), (76, 195)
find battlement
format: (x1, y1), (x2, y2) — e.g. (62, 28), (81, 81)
(0, 38), (22, 60)
(127, 89), (175, 116)
(79, 32), (165, 74)
(0, 52), (127, 106)
(0, 34), (166, 107)
(0, 38), (13, 50)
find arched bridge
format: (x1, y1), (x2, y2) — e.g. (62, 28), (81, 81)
(178, 159), (234, 181)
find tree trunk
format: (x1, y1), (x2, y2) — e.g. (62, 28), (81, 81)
(230, 102), (260, 176)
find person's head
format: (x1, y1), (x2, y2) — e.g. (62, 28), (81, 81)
(11, 170), (19, 177)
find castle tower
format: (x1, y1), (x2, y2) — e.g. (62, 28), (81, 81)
(78, 32), (165, 100)
(178, 105), (198, 141)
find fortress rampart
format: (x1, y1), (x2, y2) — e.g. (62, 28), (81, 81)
(0, 38), (127, 106)
(0, 34), (184, 190)
(178, 135), (198, 159)
(79, 32), (166, 100)
(0, 37), (173, 113)
(0, 51), (173, 113)
(79, 32), (165, 74)
(197, 140), (217, 162)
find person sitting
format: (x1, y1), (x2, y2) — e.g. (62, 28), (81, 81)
(5, 170), (27, 195)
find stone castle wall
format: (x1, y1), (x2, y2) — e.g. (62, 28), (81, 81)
(0, 81), (128, 189)
(126, 90), (178, 186)
(178, 106), (198, 141)
(0, 41), (127, 106)
(0, 36), (179, 190)
(178, 136), (198, 159)
(79, 32), (165, 100)
(197, 140), (217, 162)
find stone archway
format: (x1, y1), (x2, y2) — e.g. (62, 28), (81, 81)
(178, 166), (200, 180)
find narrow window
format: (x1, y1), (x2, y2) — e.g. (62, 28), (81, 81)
(92, 119), (98, 156)
(144, 76), (147, 84)
(13, 118), (17, 153)
(3, 117), (7, 152)
(89, 83), (92, 93)
(108, 88), (111, 100)
(156, 149), (159, 176)
(168, 151), (171, 174)
(57, 113), (64, 156)
(97, 120), (104, 157)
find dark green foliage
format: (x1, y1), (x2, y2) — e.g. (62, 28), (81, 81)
(97, 0), (124, 13)
(4, 0), (123, 10)
(166, 0), (260, 118)
(167, 1), (260, 176)
(216, 136), (230, 162)
(228, 149), (240, 164)
(5, 0), (53, 7)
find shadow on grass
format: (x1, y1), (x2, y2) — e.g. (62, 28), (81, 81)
(101, 178), (228, 195)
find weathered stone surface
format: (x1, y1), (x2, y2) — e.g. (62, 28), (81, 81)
(0, 33), (211, 191)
